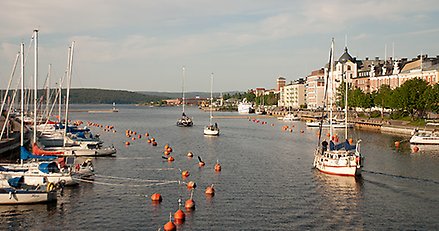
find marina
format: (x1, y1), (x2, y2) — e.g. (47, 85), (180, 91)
(1, 105), (438, 230)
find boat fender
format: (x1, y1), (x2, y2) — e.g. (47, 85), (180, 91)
(47, 182), (55, 192)
(355, 156), (360, 165)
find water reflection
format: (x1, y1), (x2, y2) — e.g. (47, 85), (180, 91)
(313, 172), (364, 229)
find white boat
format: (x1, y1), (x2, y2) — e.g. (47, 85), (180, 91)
(306, 121), (353, 128)
(312, 39), (363, 177)
(0, 177), (57, 205)
(204, 73), (220, 136)
(238, 99), (254, 114)
(282, 113), (300, 122)
(409, 130), (439, 145)
(176, 66), (193, 127)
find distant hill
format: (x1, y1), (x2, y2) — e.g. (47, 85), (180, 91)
(67, 88), (165, 104)
(137, 91), (241, 99)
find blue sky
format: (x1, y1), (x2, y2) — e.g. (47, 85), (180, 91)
(1, 0), (439, 92)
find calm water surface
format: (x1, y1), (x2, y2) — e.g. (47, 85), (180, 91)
(1, 105), (438, 230)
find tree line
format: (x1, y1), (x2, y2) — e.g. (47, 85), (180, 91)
(336, 79), (439, 120)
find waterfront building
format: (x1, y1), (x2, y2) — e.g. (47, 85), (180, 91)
(305, 69), (325, 109)
(278, 78), (306, 109)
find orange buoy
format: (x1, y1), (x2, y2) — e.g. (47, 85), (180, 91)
(186, 181), (196, 189)
(168, 156), (175, 162)
(164, 151), (170, 155)
(145, 132), (149, 137)
(214, 163), (221, 172)
(300, 130), (304, 133)
(131, 137), (136, 141)
(348, 138), (353, 145)
(164, 212), (176, 231)
(147, 139), (151, 143)
(205, 184), (215, 196)
(187, 152), (194, 158)
(174, 209), (185, 222)
(125, 141), (130, 146)
(184, 199), (195, 210)
(181, 170), (190, 178)
(412, 146), (419, 153)
(167, 147), (173, 153)
(152, 141), (158, 146)
(151, 137), (155, 142)
(151, 193), (162, 202)
(197, 156), (205, 167)
(164, 144), (169, 150)
(394, 141), (400, 148)
(326, 132), (331, 137)
(138, 134), (142, 139)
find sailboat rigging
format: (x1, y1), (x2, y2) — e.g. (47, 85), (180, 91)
(177, 66), (193, 127)
(312, 39), (363, 177)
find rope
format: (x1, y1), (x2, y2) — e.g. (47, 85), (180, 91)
(75, 178), (178, 187)
(94, 174), (177, 183)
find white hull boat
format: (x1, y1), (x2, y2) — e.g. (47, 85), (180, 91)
(410, 130), (439, 145)
(282, 114), (300, 122)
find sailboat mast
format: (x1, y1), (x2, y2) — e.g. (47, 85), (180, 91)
(182, 66), (185, 114)
(329, 39), (334, 138)
(345, 62), (348, 139)
(64, 42), (74, 147)
(33, 29), (38, 144)
(20, 43), (25, 147)
(46, 64), (51, 118)
(210, 73), (213, 125)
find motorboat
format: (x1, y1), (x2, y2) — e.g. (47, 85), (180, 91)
(282, 113), (300, 122)
(410, 130), (439, 145)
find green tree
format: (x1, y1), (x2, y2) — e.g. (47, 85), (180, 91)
(422, 83), (439, 114)
(393, 79), (429, 119)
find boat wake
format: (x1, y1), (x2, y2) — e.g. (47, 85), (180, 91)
(363, 170), (439, 184)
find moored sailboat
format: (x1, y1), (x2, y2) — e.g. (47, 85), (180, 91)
(177, 66), (193, 127)
(204, 73), (219, 136)
(312, 39), (363, 177)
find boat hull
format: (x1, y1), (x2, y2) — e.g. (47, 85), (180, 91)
(204, 127), (220, 136)
(409, 132), (439, 145)
(0, 188), (57, 204)
(313, 149), (362, 176)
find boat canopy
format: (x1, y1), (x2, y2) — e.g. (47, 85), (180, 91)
(21, 146), (57, 160)
(38, 162), (60, 174)
(330, 140), (356, 151)
(8, 176), (24, 188)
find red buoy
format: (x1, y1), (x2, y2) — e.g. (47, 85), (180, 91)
(151, 193), (162, 202)
(412, 146), (419, 153)
(152, 141), (158, 146)
(174, 209), (185, 222)
(187, 181), (196, 189)
(168, 156), (175, 162)
(164, 213), (176, 231)
(214, 163), (221, 172)
(184, 199), (195, 210)
(394, 141), (400, 148)
(147, 139), (151, 143)
(181, 170), (190, 178)
(205, 184), (215, 196)
(125, 141), (130, 146)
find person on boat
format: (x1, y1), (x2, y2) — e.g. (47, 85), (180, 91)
(182, 112), (187, 117)
(322, 140), (328, 152)
(214, 122), (218, 128)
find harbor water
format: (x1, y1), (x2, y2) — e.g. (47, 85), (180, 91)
(1, 105), (438, 230)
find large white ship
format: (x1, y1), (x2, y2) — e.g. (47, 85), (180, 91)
(237, 99), (254, 114)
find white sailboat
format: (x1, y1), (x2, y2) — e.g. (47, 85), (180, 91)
(204, 73), (219, 136)
(312, 39), (363, 177)
(177, 66), (193, 127)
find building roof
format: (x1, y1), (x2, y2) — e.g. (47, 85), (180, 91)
(338, 47), (355, 63)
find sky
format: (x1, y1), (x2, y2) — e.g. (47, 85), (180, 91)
(1, 0), (439, 92)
